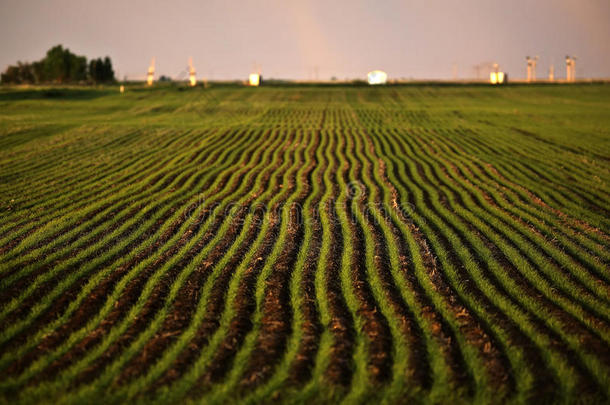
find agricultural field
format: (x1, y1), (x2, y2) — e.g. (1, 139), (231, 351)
(0, 84), (609, 404)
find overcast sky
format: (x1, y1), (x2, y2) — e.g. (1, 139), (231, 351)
(1, 0), (609, 81)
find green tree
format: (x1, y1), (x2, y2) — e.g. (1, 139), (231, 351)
(88, 57), (115, 83)
(42, 45), (88, 83)
(102, 57), (115, 82)
(0, 62), (35, 84)
(32, 61), (45, 82)
(70, 55), (87, 82)
(88, 58), (99, 83)
(1, 44), (113, 84)
(43, 45), (68, 83)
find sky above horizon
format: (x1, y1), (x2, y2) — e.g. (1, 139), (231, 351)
(1, 0), (609, 81)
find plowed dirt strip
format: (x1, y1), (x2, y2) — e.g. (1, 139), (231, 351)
(143, 133), (301, 393)
(115, 131), (300, 385)
(185, 133), (306, 397)
(339, 131), (393, 384)
(238, 130), (319, 390)
(66, 130), (287, 388)
(29, 131), (282, 386)
(321, 133), (356, 387)
(0, 129), (261, 376)
(286, 130), (327, 385)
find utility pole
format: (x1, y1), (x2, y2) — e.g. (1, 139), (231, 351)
(147, 57), (155, 86)
(188, 58), (197, 87)
(565, 56), (576, 82)
(526, 56), (538, 82)
(572, 57), (576, 81)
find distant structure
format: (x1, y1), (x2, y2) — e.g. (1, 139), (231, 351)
(188, 58), (197, 87)
(147, 58), (155, 86)
(249, 62), (262, 86)
(473, 62), (495, 81)
(249, 73), (261, 86)
(549, 64), (555, 81)
(565, 56), (576, 82)
(367, 70), (388, 85)
(526, 56), (538, 82)
(489, 63), (507, 85)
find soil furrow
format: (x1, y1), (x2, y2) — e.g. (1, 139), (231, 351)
(402, 131), (601, 398)
(238, 132), (318, 391)
(65, 132), (279, 387)
(115, 133), (289, 384)
(368, 129), (475, 391)
(340, 131), (393, 384)
(286, 131), (327, 385)
(356, 129), (431, 388)
(151, 133), (297, 388)
(321, 136), (355, 387)
(0, 130), (262, 368)
(186, 134), (303, 393)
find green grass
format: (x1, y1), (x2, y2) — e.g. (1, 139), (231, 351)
(0, 83), (609, 404)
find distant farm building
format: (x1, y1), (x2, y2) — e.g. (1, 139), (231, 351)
(367, 70), (387, 85)
(490, 71), (507, 84)
(249, 73), (261, 86)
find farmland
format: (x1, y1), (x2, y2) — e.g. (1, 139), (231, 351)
(0, 84), (609, 404)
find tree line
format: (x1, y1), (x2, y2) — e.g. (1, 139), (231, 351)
(1, 45), (115, 84)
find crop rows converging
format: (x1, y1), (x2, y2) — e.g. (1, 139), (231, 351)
(0, 85), (609, 404)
